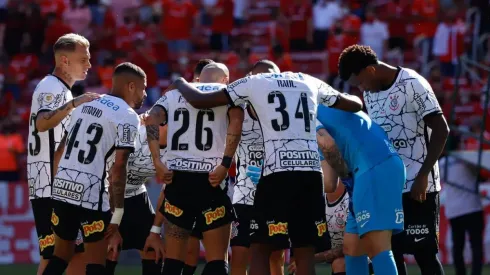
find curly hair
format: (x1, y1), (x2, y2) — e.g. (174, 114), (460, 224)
(338, 45), (378, 81)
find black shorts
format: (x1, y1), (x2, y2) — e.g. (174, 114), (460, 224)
(31, 198), (84, 259)
(230, 204), (254, 248)
(161, 171), (235, 232)
(191, 228), (203, 239)
(51, 200), (111, 244)
(392, 192), (440, 254)
(119, 192), (155, 250)
(251, 171), (327, 250)
(210, 33), (230, 51)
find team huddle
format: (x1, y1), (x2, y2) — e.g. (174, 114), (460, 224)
(27, 33), (449, 275)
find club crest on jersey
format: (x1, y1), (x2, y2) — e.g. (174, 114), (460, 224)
(164, 201), (183, 217)
(82, 220), (105, 237)
(204, 206), (226, 225)
(316, 221), (327, 237)
(389, 95), (399, 110)
(268, 222), (288, 236)
(39, 234), (55, 252)
(335, 213), (345, 228)
(43, 93), (55, 103)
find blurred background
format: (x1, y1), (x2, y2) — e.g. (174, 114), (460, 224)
(0, 0), (489, 274)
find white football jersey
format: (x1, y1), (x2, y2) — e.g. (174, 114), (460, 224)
(27, 75), (73, 200)
(155, 83), (229, 172)
(364, 68), (442, 193)
(233, 109), (263, 205)
(124, 126), (166, 198)
(226, 73), (340, 176)
(326, 190), (349, 249)
(52, 95), (140, 211)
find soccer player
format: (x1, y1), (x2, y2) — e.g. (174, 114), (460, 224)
(145, 63), (242, 275)
(27, 33), (98, 275)
(104, 123), (167, 275)
(339, 45), (450, 275)
(42, 63), (146, 275)
(166, 60), (363, 275)
(316, 105), (406, 275)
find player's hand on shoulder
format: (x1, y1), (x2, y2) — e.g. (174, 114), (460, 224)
(165, 77), (187, 94)
(107, 228), (123, 259)
(155, 160), (173, 184)
(209, 165), (228, 187)
(144, 232), (165, 263)
(72, 92), (102, 108)
(139, 112), (149, 125)
(410, 174), (428, 202)
(246, 162), (262, 185)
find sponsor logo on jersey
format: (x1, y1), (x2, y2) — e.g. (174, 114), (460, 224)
(127, 171), (150, 186)
(380, 124), (392, 132)
(164, 201), (183, 217)
(118, 123), (138, 144)
(39, 234), (55, 252)
(406, 224), (429, 235)
(96, 97), (120, 111)
(247, 144), (264, 166)
(278, 150), (319, 167)
(196, 84), (221, 92)
(51, 211), (59, 226)
(391, 139), (408, 149)
(356, 210), (371, 228)
(228, 78), (248, 90)
(316, 222), (327, 237)
(395, 209), (404, 224)
(52, 179), (84, 201)
(83, 220), (105, 237)
(413, 92), (425, 112)
(204, 206), (226, 225)
(43, 93), (55, 103)
(268, 222), (288, 236)
(167, 159), (213, 172)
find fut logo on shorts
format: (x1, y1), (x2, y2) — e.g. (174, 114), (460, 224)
(51, 211), (59, 226)
(39, 234), (55, 252)
(278, 151), (319, 168)
(316, 221), (327, 237)
(82, 220), (105, 237)
(204, 206), (226, 225)
(268, 222), (288, 236)
(164, 201), (183, 217)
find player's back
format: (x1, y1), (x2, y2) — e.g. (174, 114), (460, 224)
(53, 95), (140, 211)
(316, 105), (398, 175)
(161, 83), (228, 172)
(232, 72), (322, 176)
(27, 75), (73, 199)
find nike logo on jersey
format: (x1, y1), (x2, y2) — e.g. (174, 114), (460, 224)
(414, 237), (425, 242)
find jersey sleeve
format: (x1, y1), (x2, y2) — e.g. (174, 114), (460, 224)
(115, 113), (140, 152)
(311, 76), (341, 107)
(225, 76), (252, 106)
(153, 94), (170, 125)
(407, 78), (442, 118)
(34, 78), (66, 113)
(316, 119), (325, 132)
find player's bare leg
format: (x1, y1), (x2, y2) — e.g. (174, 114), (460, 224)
(83, 238), (110, 274)
(331, 257), (346, 274)
(269, 249), (285, 275)
(42, 234), (76, 275)
(290, 246), (316, 275)
(343, 232), (370, 275)
(183, 236), (201, 275)
(249, 243), (274, 275)
(66, 253), (87, 275)
(201, 223), (231, 275)
(37, 259), (49, 275)
(162, 217), (191, 274)
(230, 246), (249, 275)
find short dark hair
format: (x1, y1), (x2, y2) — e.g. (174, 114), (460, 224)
(113, 62), (146, 79)
(53, 33), (90, 53)
(338, 45), (378, 81)
(194, 59), (215, 76)
(252, 59), (280, 73)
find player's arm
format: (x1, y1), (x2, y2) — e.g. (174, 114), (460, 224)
(151, 185), (166, 230)
(172, 77), (230, 108)
(224, 107), (245, 160)
(314, 247), (344, 263)
(111, 148), (132, 210)
(53, 132), (67, 176)
(317, 128), (349, 179)
(315, 76), (363, 112)
(36, 92), (100, 132)
(331, 93), (363, 112)
(321, 158), (339, 193)
(146, 103), (173, 183)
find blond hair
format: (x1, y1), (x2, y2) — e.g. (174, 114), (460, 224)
(53, 33), (90, 53)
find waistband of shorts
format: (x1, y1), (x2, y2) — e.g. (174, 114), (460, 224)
(354, 155), (400, 176)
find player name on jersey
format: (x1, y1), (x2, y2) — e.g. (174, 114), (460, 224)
(155, 83), (229, 173)
(52, 95), (140, 211)
(226, 72), (340, 176)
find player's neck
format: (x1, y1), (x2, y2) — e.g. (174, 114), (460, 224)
(52, 67), (75, 88)
(376, 63), (399, 91)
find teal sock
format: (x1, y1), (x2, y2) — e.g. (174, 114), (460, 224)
(345, 255), (370, 275)
(372, 250), (398, 275)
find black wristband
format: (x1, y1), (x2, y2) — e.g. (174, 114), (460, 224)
(221, 156), (232, 169)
